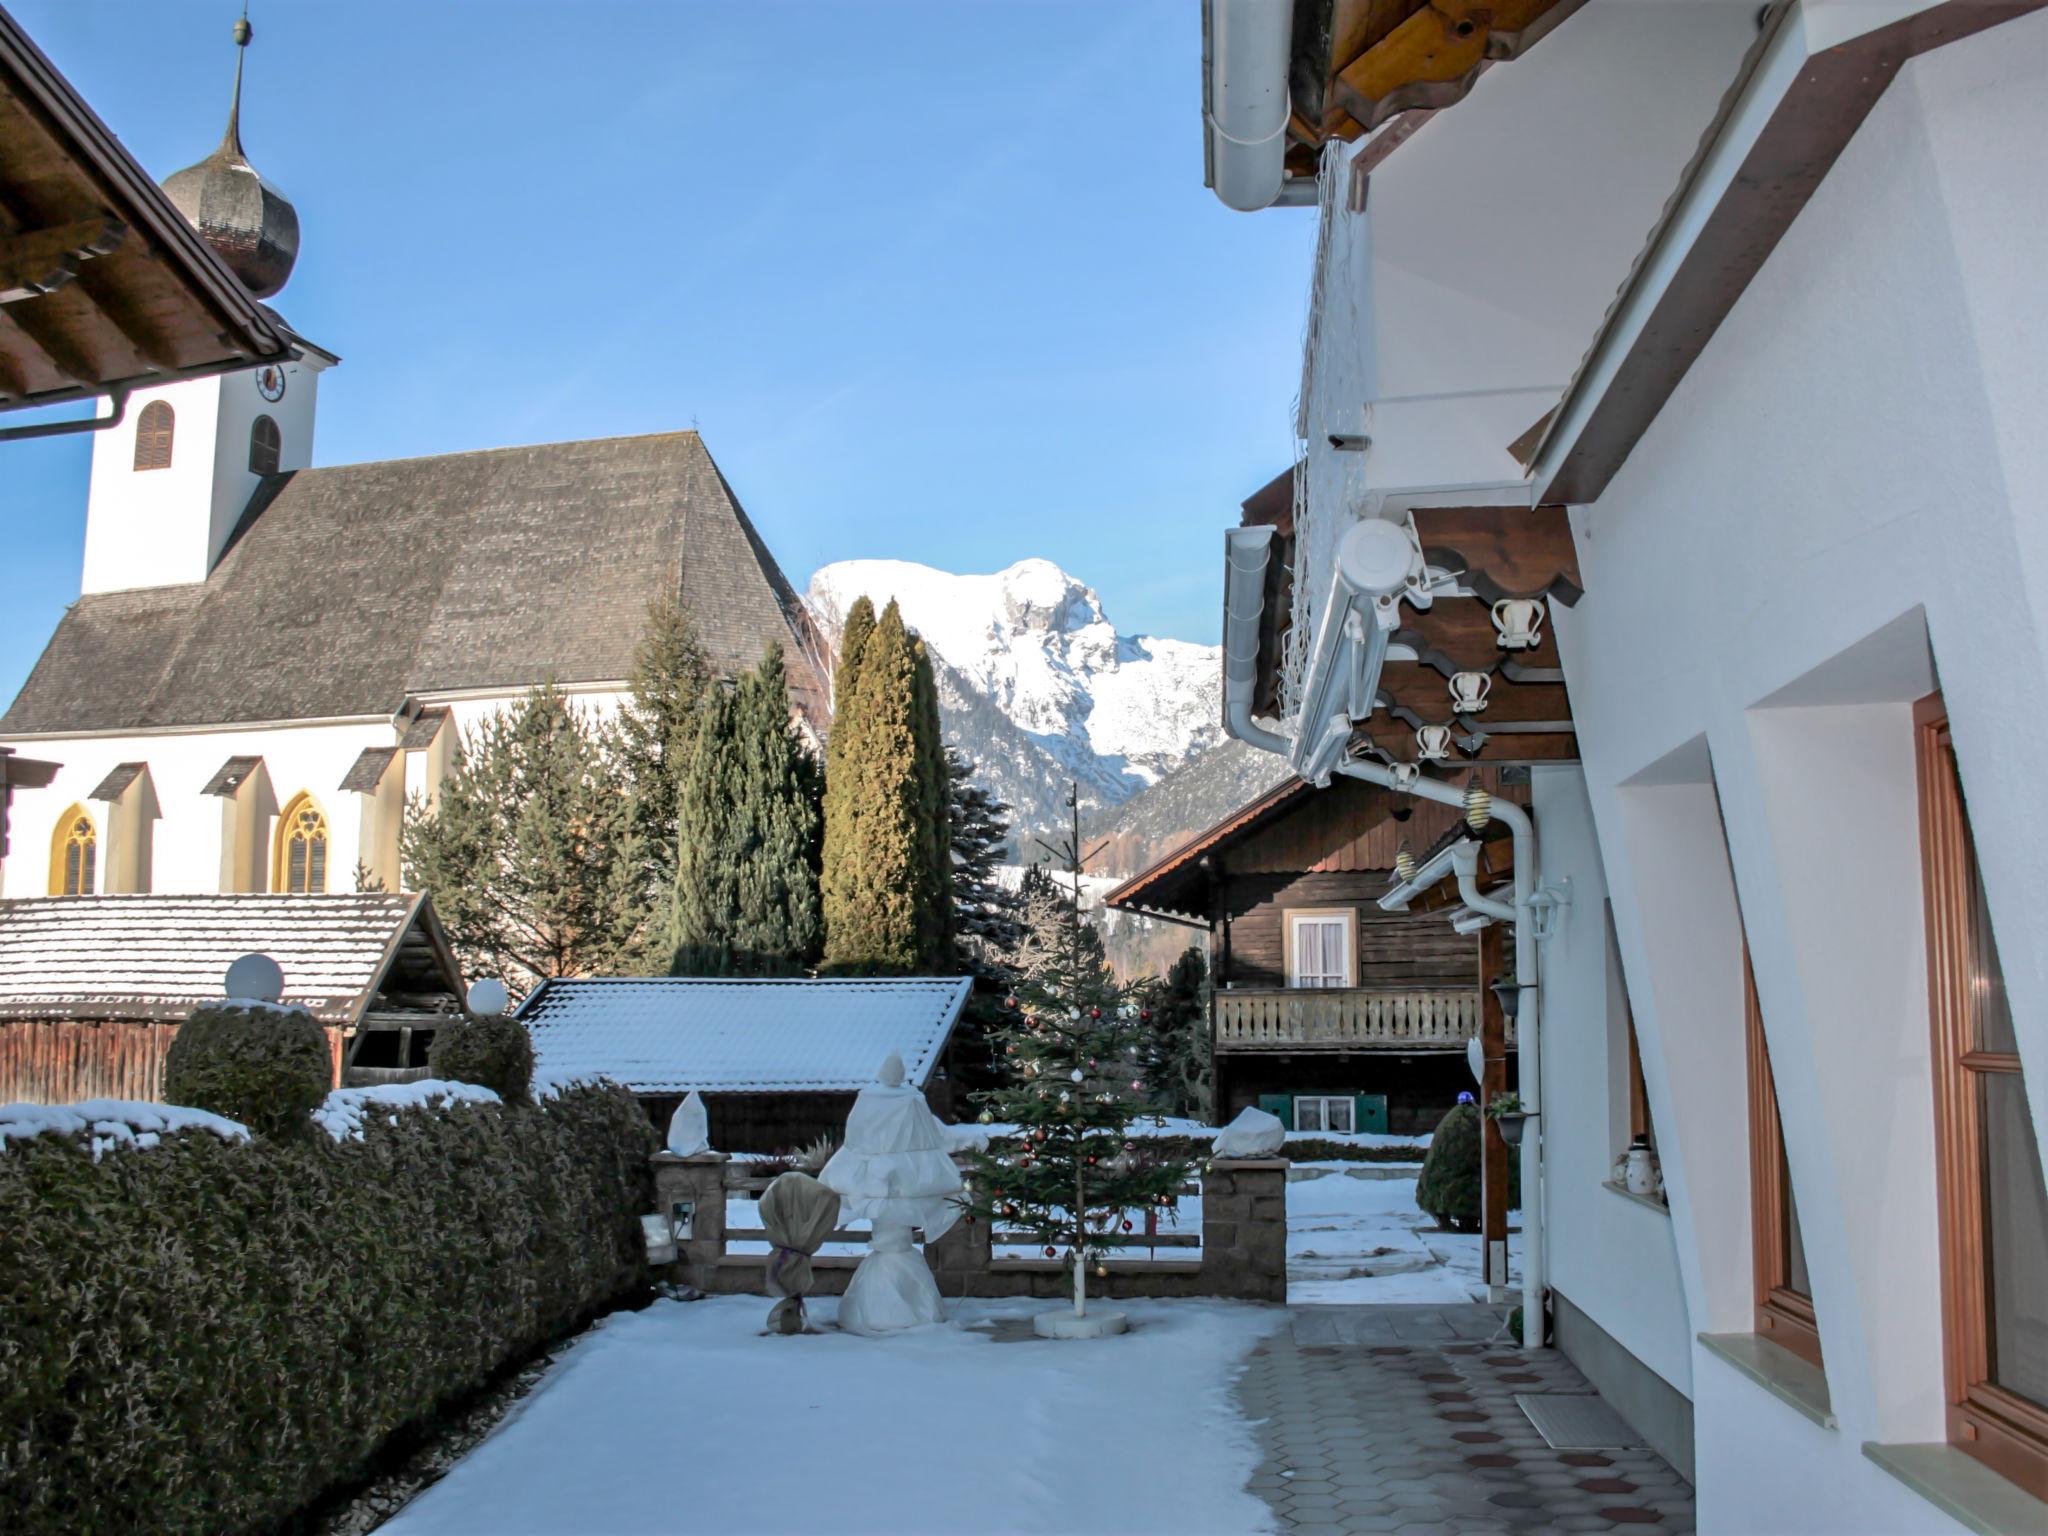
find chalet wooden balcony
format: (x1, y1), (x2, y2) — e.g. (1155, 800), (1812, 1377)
(1214, 987), (1500, 1052)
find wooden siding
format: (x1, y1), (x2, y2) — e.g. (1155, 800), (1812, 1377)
(0, 1017), (346, 1106)
(1222, 771), (1526, 877)
(1219, 869), (1476, 989)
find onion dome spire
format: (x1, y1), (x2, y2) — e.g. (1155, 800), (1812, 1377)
(162, 9), (300, 299)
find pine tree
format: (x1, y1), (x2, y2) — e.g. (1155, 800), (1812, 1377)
(1140, 947), (1213, 1120)
(830, 595), (875, 720)
(822, 601), (925, 973)
(911, 638), (954, 970)
(946, 748), (1022, 969)
(960, 789), (1193, 1312)
(615, 594), (713, 965)
(401, 685), (637, 989)
(668, 644), (823, 975)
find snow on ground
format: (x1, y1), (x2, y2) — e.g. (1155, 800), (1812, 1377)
(381, 1295), (1286, 1536)
(1285, 1163), (1520, 1305)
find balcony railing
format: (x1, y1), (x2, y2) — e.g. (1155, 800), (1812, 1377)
(1214, 987), (1500, 1051)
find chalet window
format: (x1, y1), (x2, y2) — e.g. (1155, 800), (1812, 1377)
(133, 401), (173, 471)
(274, 793), (328, 895)
(1295, 1096), (1355, 1135)
(249, 414), (281, 476)
(1748, 957), (1823, 1369)
(1918, 695), (2048, 1499)
(48, 806), (96, 896)
(1285, 909), (1354, 989)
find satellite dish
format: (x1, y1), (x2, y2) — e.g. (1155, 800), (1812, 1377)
(467, 978), (511, 1016)
(225, 953), (284, 1004)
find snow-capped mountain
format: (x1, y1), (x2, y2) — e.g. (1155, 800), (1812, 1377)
(806, 558), (1221, 846)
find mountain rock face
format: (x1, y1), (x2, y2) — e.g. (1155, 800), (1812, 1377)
(806, 559), (1222, 847)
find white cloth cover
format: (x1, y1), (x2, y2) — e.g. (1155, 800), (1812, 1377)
(1212, 1105), (1287, 1157)
(821, 1077), (963, 1333)
(835, 1222), (946, 1334)
(665, 1091), (710, 1157)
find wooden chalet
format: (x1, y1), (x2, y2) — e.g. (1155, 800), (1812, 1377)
(1107, 768), (1525, 1135)
(0, 892), (464, 1104)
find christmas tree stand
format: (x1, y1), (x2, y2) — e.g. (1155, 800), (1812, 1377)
(1032, 1261), (1127, 1339)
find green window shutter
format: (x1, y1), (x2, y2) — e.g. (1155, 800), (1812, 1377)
(1258, 1093), (1294, 1130)
(1354, 1094), (1388, 1134)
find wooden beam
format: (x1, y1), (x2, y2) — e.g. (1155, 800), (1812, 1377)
(0, 214), (124, 305)
(1412, 504), (1582, 604)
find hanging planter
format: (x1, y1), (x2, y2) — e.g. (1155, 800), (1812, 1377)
(1486, 1091), (1530, 1147)
(1490, 976), (1524, 1019)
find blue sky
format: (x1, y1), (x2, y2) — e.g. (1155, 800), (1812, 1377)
(3, 1), (1315, 705)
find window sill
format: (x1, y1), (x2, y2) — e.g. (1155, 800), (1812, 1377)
(1602, 1179), (1669, 1216)
(1698, 1332), (1836, 1429)
(1863, 1442), (2048, 1536)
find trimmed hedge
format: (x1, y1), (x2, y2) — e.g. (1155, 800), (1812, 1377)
(428, 1010), (536, 1104)
(0, 1081), (657, 1536)
(161, 1001), (332, 1139)
(1414, 1101), (1520, 1231)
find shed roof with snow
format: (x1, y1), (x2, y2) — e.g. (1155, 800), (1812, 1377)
(0, 892), (462, 1024)
(516, 977), (975, 1095)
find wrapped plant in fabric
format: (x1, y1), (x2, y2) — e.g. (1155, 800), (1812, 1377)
(428, 1011), (535, 1104)
(163, 1000), (331, 1140)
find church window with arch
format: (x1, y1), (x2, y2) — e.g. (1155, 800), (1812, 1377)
(249, 414), (282, 476)
(134, 401), (174, 471)
(49, 806), (97, 896)
(274, 794), (329, 894)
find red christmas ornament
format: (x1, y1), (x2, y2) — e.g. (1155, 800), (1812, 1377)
(1121, 1219), (1134, 1232)
(1089, 1006), (1102, 1020)
(1086, 1155), (1097, 1165)
(1139, 1008), (1151, 1021)
(1044, 1246), (1057, 1259)
(1004, 995), (1019, 1009)
(1032, 1129), (1047, 1144)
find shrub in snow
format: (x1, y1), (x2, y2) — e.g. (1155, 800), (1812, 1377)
(162, 1000), (332, 1140)
(1414, 1101), (1519, 1232)
(428, 1007), (535, 1104)
(0, 1080), (656, 1535)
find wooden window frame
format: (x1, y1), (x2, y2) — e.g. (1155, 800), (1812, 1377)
(47, 804), (96, 897)
(1283, 907), (1357, 989)
(1294, 1095), (1355, 1135)
(133, 400), (173, 471)
(1917, 693), (2048, 1500)
(249, 413), (281, 476)
(1746, 958), (1824, 1369)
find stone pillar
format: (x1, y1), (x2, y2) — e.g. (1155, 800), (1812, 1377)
(651, 1152), (729, 1290)
(1200, 1157), (1289, 1302)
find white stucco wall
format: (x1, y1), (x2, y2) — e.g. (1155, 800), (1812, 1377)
(1549, 10), (2048, 1528)
(0, 687), (627, 901)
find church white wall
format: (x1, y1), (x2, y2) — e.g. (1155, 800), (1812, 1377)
(1548, 13), (2048, 1528)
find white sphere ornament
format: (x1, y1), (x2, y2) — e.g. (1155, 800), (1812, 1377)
(466, 978), (511, 1016)
(1070, 1069), (1084, 1082)
(224, 953), (284, 1004)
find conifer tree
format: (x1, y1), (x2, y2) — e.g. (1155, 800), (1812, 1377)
(615, 594), (713, 965)
(911, 638), (954, 969)
(668, 645), (823, 975)
(820, 595), (876, 958)
(946, 748), (1022, 970)
(822, 601), (923, 972)
(960, 788), (1192, 1312)
(1140, 947), (1213, 1120)
(401, 685), (636, 989)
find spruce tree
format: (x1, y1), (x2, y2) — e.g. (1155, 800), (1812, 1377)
(822, 601), (923, 972)
(947, 748), (1022, 970)
(959, 791), (1193, 1312)
(401, 684), (636, 989)
(616, 594), (713, 965)
(911, 638), (954, 970)
(669, 644), (823, 975)
(1140, 947), (1213, 1120)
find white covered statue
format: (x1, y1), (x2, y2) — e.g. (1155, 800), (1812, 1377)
(666, 1090), (710, 1157)
(819, 1053), (961, 1335)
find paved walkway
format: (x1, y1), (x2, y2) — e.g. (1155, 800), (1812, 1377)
(1237, 1305), (1696, 1535)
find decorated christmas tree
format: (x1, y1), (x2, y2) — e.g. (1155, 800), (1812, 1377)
(958, 787), (1192, 1333)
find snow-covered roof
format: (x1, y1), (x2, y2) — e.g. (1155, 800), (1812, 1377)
(0, 893), (460, 1025)
(517, 977), (975, 1095)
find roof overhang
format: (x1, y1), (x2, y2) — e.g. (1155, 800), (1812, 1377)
(1528, 0), (2048, 503)
(0, 6), (296, 418)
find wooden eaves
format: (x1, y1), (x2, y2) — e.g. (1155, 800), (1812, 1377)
(0, 5), (296, 421)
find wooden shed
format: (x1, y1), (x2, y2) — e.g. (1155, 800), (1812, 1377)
(518, 976), (975, 1154)
(0, 892), (464, 1104)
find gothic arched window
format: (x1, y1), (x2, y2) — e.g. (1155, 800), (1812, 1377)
(249, 414), (281, 476)
(133, 401), (174, 471)
(49, 806), (97, 896)
(274, 793), (328, 894)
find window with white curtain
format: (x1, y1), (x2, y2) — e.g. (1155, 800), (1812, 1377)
(1285, 910), (1352, 988)
(1294, 1096), (1356, 1134)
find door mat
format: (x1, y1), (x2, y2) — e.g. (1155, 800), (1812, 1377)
(1515, 1393), (1643, 1450)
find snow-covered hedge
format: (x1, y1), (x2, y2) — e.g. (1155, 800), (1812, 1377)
(0, 1078), (657, 1536)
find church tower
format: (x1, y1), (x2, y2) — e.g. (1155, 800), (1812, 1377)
(79, 14), (332, 597)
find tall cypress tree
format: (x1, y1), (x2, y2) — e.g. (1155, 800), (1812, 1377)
(911, 638), (954, 971)
(669, 644), (823, 975)
(822, 601), (923, 973)
(820, 595), (876, 954)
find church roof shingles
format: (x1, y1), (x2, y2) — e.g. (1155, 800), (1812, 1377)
(1, 432), (829, 736)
